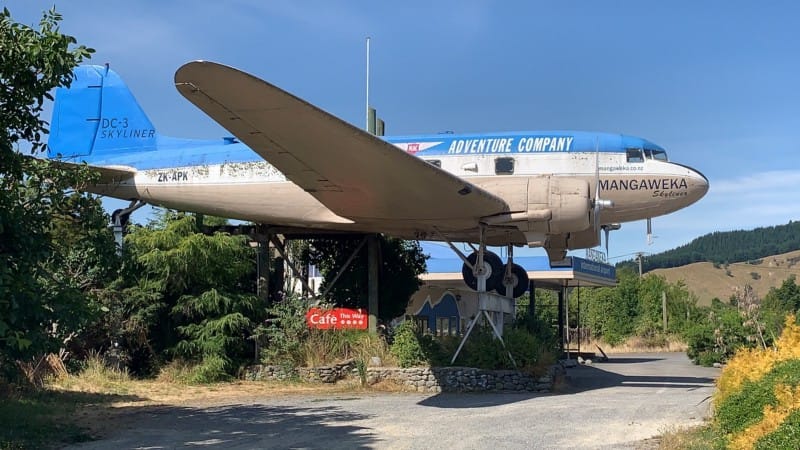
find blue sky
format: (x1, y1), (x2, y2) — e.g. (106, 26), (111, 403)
(12, 1), (800, 263)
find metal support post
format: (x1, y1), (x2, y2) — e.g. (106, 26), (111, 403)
(256, 233), (270, 304)
(368, 234), (379, 333)
(558, 288), (565, 354)
(269, 235), (315, 296)
(528, 280), (536, 317)
(321, 235), (369, 299)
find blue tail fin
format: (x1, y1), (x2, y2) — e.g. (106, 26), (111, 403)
(48, 65), (157, 161)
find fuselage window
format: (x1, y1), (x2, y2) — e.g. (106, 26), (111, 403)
(626, 148), (644, 163)
(495, 157), (515, 175)
(425, 159), (442, 167)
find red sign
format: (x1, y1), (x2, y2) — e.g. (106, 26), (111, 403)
(406, 143), (420, 154)
(305, 307), (368, 330)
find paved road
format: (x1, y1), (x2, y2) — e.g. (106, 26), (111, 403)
(68, 353), (718, 449)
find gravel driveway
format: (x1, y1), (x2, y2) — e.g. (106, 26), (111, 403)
(67, 352), (718, 449)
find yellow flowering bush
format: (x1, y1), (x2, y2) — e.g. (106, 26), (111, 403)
(713, 315), (800, 448)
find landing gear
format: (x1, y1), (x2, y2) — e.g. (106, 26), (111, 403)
(496, 263), (528, 298)
(460, 251), (528, 299)
(434, 226), (518, 367)
(111, 200), (147, 253)
(461, 251), (503, 292)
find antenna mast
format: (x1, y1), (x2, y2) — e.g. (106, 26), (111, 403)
(365, 36), (370, 131)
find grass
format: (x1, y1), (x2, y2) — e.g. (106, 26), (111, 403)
(579, 335), (688, 354)
(0, 384), (133, 449)
(2, 351), (395, 449)
(298, 329), (397, 368)
(656, 424), (723, 449)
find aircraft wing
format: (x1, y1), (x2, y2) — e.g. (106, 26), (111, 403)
(174, 61), (509, 225)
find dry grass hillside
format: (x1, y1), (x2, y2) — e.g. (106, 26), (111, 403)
(651, 249), (800, 306)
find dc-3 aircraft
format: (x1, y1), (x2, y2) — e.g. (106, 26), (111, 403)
(48, 62), (708, 298)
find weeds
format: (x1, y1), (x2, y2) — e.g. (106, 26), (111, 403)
(53, 353), (132, 395)
(657, 424), (722, 449)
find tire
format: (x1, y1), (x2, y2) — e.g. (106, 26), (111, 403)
(495, 263), (529, 298)
(461, 251), (503, 291)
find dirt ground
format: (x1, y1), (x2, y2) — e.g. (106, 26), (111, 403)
(59, 353), (719, 449)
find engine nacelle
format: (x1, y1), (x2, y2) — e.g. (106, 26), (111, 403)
(481, 176), (592, 248)
(526, 176), (591, 234)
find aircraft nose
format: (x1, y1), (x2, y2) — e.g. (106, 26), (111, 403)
(676, 163), (709, 205)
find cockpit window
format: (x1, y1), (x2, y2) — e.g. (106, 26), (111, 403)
(626, 148), (644, 163)
(643, 149), (668, 161)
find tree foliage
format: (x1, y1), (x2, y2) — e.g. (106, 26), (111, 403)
(618, 221), (800, 272)
(0, 7), (96, 369)
(761, 276), (800, 340)
(576, 269), (700, 346)
(112, 214), (263, 378)
(308, 236), (427, 321)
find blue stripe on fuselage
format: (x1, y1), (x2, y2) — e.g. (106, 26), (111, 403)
(385, 131), (664, 157)
(83, 131), (664, 170)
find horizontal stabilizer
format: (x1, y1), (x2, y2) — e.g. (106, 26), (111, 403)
(48, 159), (136, 184)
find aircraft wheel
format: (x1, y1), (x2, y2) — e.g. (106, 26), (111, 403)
(461, 251), (503, 291)
(495, 263), (529, 298)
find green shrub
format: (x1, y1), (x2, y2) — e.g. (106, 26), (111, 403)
(754, 409), (800, 449)
(455, 327), (508, 369)
(188, 354), (230, 383)
(258, 295), (311, 367)
(695, 350), (724, 367)
(684, 321), (716, 364)
(458, 327), (554, 374)
(715, 359), (800, 436)
(504, 328), (553, 374)
(389, 321), (430, 368)
(514, 314), (558, 351)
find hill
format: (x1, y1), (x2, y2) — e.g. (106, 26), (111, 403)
(652, 249), (800, 306)
(618, 221), (800, 272)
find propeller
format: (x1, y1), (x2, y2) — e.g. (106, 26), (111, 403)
(592, 137), (614, 246)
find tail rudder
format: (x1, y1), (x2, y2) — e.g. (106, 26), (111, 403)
(49, 65), (157, 161)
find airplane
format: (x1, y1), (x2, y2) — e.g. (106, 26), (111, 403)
(47, 62), (709, 298)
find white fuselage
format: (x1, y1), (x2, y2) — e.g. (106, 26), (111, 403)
(96, 148), (708, 247)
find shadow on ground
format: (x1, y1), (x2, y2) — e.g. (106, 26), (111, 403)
(561, 367), (716, 393)
(418, 353), (717, 409)
(0, 389), (145, 448)
(597, 357), (664, 364)
(68, 402), (378, 449)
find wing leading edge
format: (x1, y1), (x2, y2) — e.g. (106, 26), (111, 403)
(173, 61), (508, 225)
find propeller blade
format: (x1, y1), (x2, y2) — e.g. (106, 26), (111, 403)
(592, 137), (614, 246)
(593, 137), (601, 232)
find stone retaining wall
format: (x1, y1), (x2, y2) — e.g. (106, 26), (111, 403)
(243, 359), (355, 383)
(244, 362), (564, 393)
